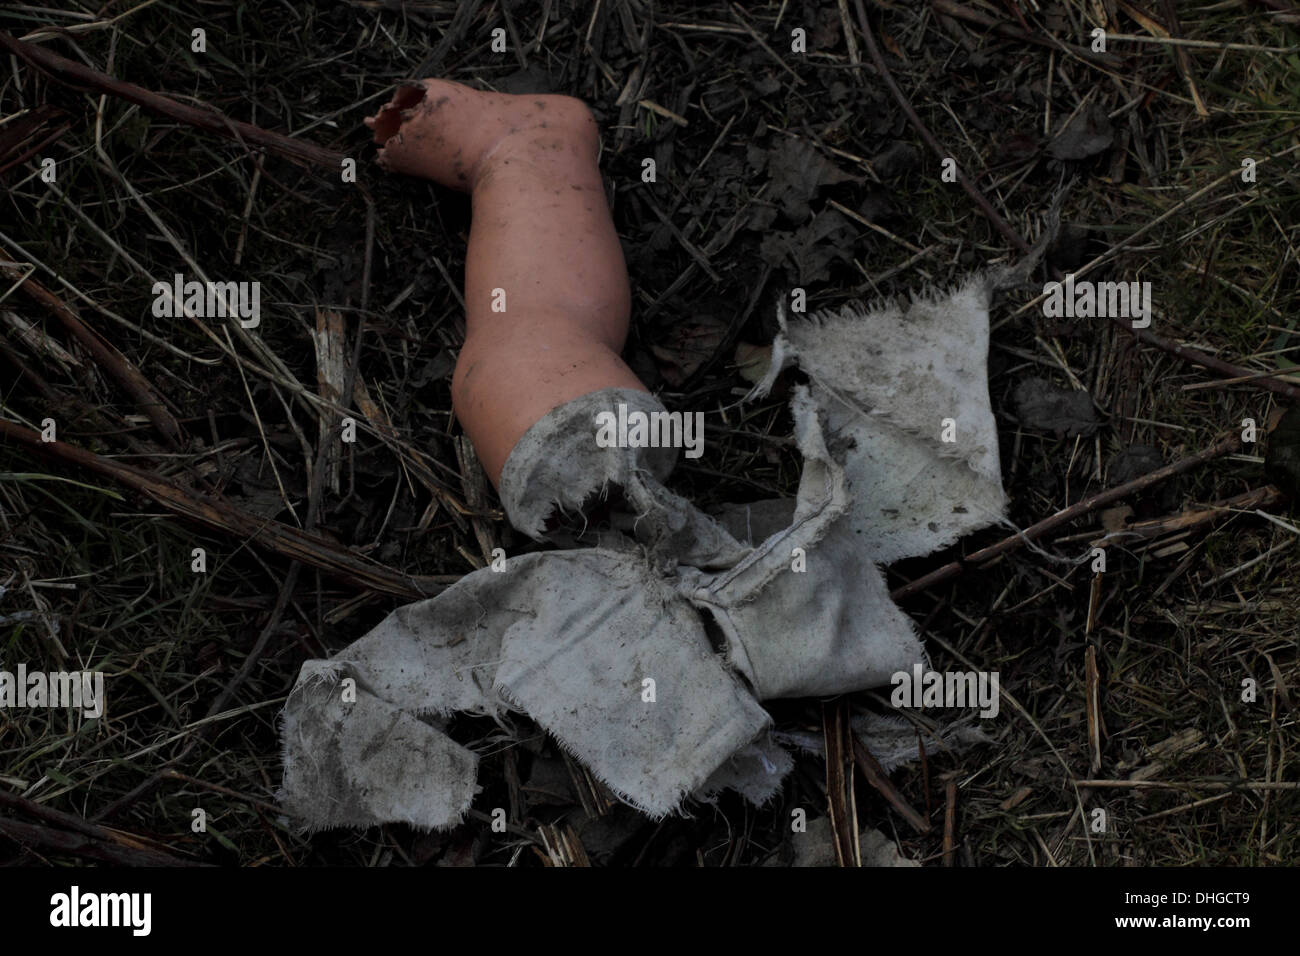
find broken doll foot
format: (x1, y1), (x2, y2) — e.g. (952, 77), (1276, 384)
(365, 78), (600, 190)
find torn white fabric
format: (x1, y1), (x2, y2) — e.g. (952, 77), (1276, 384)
(499, 387), (749, 570)
(694, 738), (796, 808)
(280, 548), (772, 824)
(750, 275), (1007, 563)
(279, 271), (1008, 832)
(279, 660), (480, 830)
(680, 386), (925, 700)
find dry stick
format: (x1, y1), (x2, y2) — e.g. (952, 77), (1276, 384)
(96, 414), (336, 824)
(100, 304), (387, 822)
(0, 788), (202, 866)
(1127, 327), (1300, 402)
(1, 264), (183, 448)
(3, 36), (419, 830)
(1158, 0), (1210, 117)
(0, 32), (345, 170)
(852, 0), (1032, 257)
(729, 3), (805, 86)
(1183, 368), (1300, 390)
(891, 433), (1241, 599)
(0, 335), (70, 405)
(942, 777), (958, 867)
(855, 0), (1300, 405)
(1037, 155), (1300, 402)
(161, 766), (284, 815)
(0, 816), (206, 866)
(99, 279), (395, 824)
(0, 338), (162, 460)
(0, 420), (456, 600)
(1057, 485), (1287, 546)
(1085, 645), (1102, 775)
(822, 699), (861, 867)
(683, 262), (774, 392)
(1075, 779), (1300, 790)
(1133, 793), (1232, 823)
(499, 0), (530, 72)
(852, 737), (932, 834)
(414, 0), (485, 77)
(0, 108), (71, 176)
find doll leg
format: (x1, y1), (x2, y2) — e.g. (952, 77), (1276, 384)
(367, 80), (648, 485)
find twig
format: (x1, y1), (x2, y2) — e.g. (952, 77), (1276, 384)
(728, 3), (805, 86)
(1053, 485), (1286, 546)
(942, 776), (958, 866)
(891, 433), (1242, 600)
(822, 698), (861, 866)
(642, 194), (720, 282)
(0, 32), (345, 170)
(0, 788), (202, 865)
(851, 0), (1032, 257)
(1085, 645), (1102, 774)
(1075, 779), (1300, 790)
(0, 816), (206, 865)
(1129, 327), (1300, 403)
(1133, 793), (1233, 823)
(414, 0), (485, 76)
(852, 737), (932, 834)
(159, 771), (282, 815)
(853, 4), (1294, 597)
(1160, 0), (1217, 116)
(499, 0), (529, 71)
(0, 419), (456, 600)
(1182, 369), (1300, 390)
(836, 0), (861, 68)
(0, 104), (71, 176)
(1, 263), (183, 448)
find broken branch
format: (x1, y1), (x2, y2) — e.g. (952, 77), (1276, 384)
(891, 433), (1243, 600)
(1, 263), (184, 448)
(823, 699), (861, 866)
(0, 419), (454, 600)
(0, 32), (346, 170)
(0, 788), (203, 866)
(852, 736), (933, 834)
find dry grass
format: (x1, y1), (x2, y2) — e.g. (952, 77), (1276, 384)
(0, 0), (1296, 866)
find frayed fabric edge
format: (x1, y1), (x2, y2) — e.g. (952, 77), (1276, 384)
(278, 661), (482, 833)
(492, 679), (700, 820)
